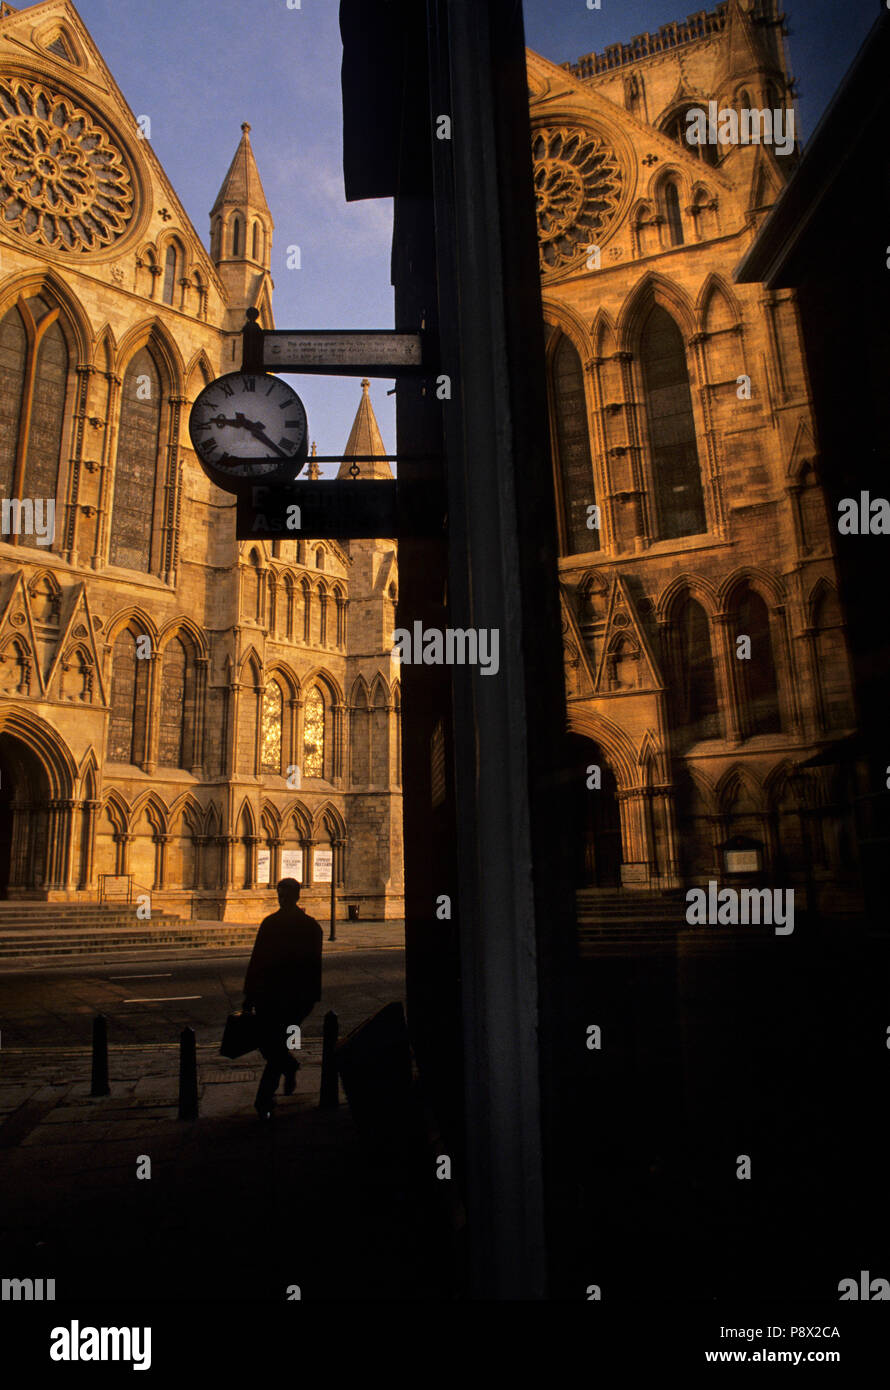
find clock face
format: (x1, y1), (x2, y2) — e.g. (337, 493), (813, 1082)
(188, 371), (308, 485)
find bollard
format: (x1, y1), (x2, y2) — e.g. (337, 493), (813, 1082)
(90, 1014), (110, 1097)
(318, 1009), (339, 1110)
(178, 1026), (198, 1120)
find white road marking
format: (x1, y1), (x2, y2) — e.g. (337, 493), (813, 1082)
(107, 973), (173, 980)
(121, 995), (202, 1003)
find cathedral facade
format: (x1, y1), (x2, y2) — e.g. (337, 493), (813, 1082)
(532, 0), (861, 908)
(0, 0), (403, 920)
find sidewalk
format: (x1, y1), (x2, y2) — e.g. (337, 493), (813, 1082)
(0, 1023), (455, 1303)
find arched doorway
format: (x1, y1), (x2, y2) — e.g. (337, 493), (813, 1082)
(0, 733), (52, 895)
(566, 734), (623, 888)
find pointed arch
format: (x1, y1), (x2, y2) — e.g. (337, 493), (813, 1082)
(314, 801), (347, 842)
(618, 272), (697, 351)
(115, 317), (185, 391)
(168, 792), (204, 835)
(718, 567), (785, 611)
(231, 213), (243, 258)
(185, 348), (215, 397)
(541, 297), (594, 364)
(77, 747), (100, 800)
(696, 272), (743, 332)
(101, 788), (130, 836)
(566, 707), (639, 791)
(547, 327), (598, 556)
(716, 764), (764, 817)
(636, 297), (707, 539)
(281, 798), (312, 840)
(0, 268), (92, 361)
(655, 571), (719, 622)
(131, 789), (169, 834)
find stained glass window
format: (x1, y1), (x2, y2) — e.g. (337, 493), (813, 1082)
(552, 334), (598, 556)
(108, 630), (149, 764)
(110, 347), (160, 572)
(162, 246), (177, 305)
(640, 306), (706, 540)
(158, 638), (188, 768)
(0, 296), (68, 507)
(261, 680), (283, 774)
(303, 686), (324, 778)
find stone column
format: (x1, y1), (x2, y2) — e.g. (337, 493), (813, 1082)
(303, 838), (316, 887)
(114, 831), (133, 876)
(245, 835), (260, 889)
(78, 799), (100, 890)
(142, 650), (160, 774)
(191, 656), (209, 776)
(220, 834), (237, 889)
(713, 611), (743, 742)
(153, 832), (172, 890)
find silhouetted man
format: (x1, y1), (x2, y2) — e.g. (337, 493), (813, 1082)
(243, 878), (323, 1119)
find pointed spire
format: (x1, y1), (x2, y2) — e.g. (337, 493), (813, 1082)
(720, 0), (771, 85)
(211, 122), (272, 222)
(337, 379), (393, 480)
(306, 442), (320, 481)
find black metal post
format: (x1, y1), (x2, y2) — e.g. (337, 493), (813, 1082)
(319, 1010), (339, 1109)
(178, 1026), (198, 1120)
(329, 847), (337, 941)
(90, 1013), (110, 1097)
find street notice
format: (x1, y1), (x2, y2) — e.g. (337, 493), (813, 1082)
(263, 330), (423, 375)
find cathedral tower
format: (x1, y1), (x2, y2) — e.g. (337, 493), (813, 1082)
(210, 122), (274, 336)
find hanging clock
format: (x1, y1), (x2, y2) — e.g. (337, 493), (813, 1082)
(188, 370), (309, 489)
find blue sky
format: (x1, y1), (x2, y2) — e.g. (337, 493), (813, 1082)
(65, 0), (877, 474)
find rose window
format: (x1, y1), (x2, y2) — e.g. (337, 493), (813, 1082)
(532, 126), (623, 272)
(0, 78), (135, 253)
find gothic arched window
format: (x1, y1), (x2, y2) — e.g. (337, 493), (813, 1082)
(162, 246), (177, 305)
(319, 587), (328, 645)
(639, 305), (706, 540)
(0, 296), (69, 526)
(252, 222), (260, 260)
(664, 182), (684, 246)
(303, 686), (325, 778)
(735, 586), (781, 735)
(109, 348), (161, 572)
(158, 637), (192, 769)
(663, 107), (719, 166)
(301, 578), (312, 642)
(813, 591), (855, 732)
(550, 334), (598, 556)
(231, 215), (243, 257)
(261, 679), (283, 774)
(673, 597), (721, 741)
(108, 629), (150, 764)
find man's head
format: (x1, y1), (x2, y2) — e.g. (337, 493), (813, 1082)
(277, 878), (301, 908)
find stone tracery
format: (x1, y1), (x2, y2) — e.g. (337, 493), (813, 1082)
(0, 78), (135, 253)
(532, 125), (623, 272)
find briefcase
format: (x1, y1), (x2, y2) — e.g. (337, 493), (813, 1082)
(220, 1010), (260, 1059)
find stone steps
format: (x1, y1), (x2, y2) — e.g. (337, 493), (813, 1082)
(0, 924), (258, 959)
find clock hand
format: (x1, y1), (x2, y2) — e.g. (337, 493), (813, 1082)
(249, 427), (292, 460)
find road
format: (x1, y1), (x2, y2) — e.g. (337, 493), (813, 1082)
(0, 948), (405, 1051)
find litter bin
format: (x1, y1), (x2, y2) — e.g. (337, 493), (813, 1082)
(348, 903), (360, 921)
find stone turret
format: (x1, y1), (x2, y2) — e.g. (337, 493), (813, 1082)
(210, 122), (274, 335)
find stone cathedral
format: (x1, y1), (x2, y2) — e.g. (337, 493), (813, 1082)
(0, 0), (403, 920)
(532, 0), (860, 910)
